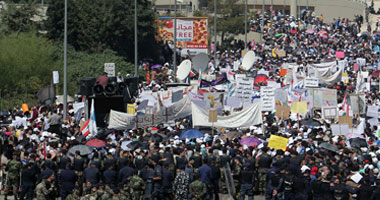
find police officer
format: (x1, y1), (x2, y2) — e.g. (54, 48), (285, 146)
(84, 162), (100, 185)
(266, 167), (284, 200)
(282, 168), (295, 200)
(60, 163), (77, 200)
(73, 150), (86, 194)
(240, 162), (255, 200)
(19, 162), (36, 200)
(293, 169), (311, 200)
(256, 147), (271, 195)
(103, 164), (117, 189)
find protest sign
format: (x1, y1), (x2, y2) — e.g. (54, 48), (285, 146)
(277, 50), (286, 58)
(331, 124), (350, 135)
(353, 63), (359, 71)
(290, 102), (307, 114)
(367, 105), (379, 118)
(268, 135), (289, 151)
(104, 63), (115, 76)
(53, 71), (59, 84)
(236, 77), (253, 105)
(349, 95), (366, 114)
(209, 110), (218, 122)
(275, 106), (290, 119)
(322, 106), (338, 119)
(304, 77), (319, 87)
(127, 104), (136, 114)
(335, 51), (344, 58)
(260, 86), (275, 112)
(339, 116), (353, 128)
(279, 69), (287, 77)
(342, 72), (348, 83)
(312, 88), (337, 108)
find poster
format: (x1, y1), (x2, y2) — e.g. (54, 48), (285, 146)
(322, 106), (338, 119)
(157, 17), (208, 55)
(304, 77), (319, 87)
(367, 105), (379, 118)
(290, 102), (307, 114)
(260, 86), (275, 112)
(104, 63), (115, 76)
(236, 77), (254, 105)
(268, 135), (289, 151)
(53, 71), (59, 84)
(275, 106), (290, 119)
(312, 88), (337, 108)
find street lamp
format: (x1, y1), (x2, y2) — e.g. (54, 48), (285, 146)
(63, 0), (68, 119)
(135, 0), (138, 77)
(174, 0), (177, 78)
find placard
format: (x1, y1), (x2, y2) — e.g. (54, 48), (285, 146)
(209, 109), (218, 123)
(290, 102), (307, 114)
(335, 51), (345, 58)
(236, 77), (253, 104)
(104, 63), (115, 76)
(312, 88), (337, 108)
(260, 86), (275, 112)
(367, 105), (379, 118)
(277, 50), (286, 58)
(331, 124), (349, 135)
(53, 71), (59, 84)
(268, 135), (289, 151)
(342, 72), (349, 83)
(275, 106), (290, 119)
(127, 104), (136, 114)
(322, 106), (338, 119)
(304, 77), (319, 87)
(279, 69), (287, 77)
(339, 116), (353, 128)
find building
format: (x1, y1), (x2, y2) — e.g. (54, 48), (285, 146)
(154, 0), (367, 22)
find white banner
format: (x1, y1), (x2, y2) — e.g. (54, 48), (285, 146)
(108, 96), (192, 129)
(53, 71), (59, 84)
(191, 101), (262, 128)
(260, 86), (275, 112)
(304, 77), (319, 87)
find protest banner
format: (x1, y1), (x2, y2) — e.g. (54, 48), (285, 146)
(209, 110), (218, 122)
(268, 135), (289, 151)
(104, 63), (115, 76)
(339, 116), (353, 128)
(322, 106), (338, 119)
(275, 106), (290, 119)
(304, 77), (319, 87)
(236, 77), (254, 105)
(260, 86), (275, 112)
(290, 102), (307, 114)
(156, 17), (208, 55)
(267, 81), (281, 89)
(191, 101), (262, 128)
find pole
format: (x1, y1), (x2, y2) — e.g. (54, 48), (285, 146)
(41, 0), (44, 16)
(214, 0), (217, 60)
(261, 0), (264, 40)
(134, 0), (138, 77)
(174, 0), (177, 78)
(63, 0), (68, 120)
(245, 0), (248, 49)
(271, 0), (273, 19)
(306, 0), (309, 10)
(283, 0), (285, 15)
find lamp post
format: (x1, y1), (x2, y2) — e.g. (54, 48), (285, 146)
(174, 0), (177, 77)
(134, 0), (138, 77)
(214, 0), (217, 60)
(245, 0), (248, 49)
(63, 0), (68, 120)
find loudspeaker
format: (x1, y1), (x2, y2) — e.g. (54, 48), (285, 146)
(94, 84), (104, 96)
(80, 77), (96, 96)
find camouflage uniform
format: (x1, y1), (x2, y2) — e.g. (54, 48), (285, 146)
(80, 193), (98, 200)
(129, 175), (145, 200)
(4, 159), (21, 197)
(189, 179), (207, 200)
(65, 193), (80, 200)
(35, 180), (55, 200)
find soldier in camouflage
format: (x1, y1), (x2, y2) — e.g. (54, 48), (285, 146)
(189, 174), (207, 200)
(35, 172), (56, 200)
(65, 186), (80, 200)
(4, 152), (22, 200)
(80, 185), (98, 200)
(129, 172), (145, 200)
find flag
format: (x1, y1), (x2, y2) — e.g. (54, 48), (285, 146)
(80, 99), (97, 137)
(198, 69), (202, 85)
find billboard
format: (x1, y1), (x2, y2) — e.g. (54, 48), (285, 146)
(157, 17), (208, 55)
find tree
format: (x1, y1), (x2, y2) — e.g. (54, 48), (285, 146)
(0, 31), (60, 108)
(45, 0), (159, 62)
(0, 1), (40, 34)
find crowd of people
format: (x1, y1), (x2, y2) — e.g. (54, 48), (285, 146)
(3, 5), (380, 200)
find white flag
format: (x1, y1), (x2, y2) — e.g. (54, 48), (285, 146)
(89, 99), (97, 136)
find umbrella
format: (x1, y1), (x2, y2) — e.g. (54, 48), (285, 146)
(349, 138), (367, 148)
(86, 139), (106, 148)
(372, 70), (380, 77)
(306, 29), (315, 34)
(127, 141), (141, 151)
(121, 141), (132, 151)
(69, 145), (92, 156)
(152, 64), (162, 69)
(301, 119), (322, 127)
(239, 137), (262, 147)
(254, 74), (269, 84)
(320, 142), (339, 152)
(180, 129), (204, 140)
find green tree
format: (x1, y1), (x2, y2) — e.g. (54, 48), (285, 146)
(0, 1), (40, 34)
(0, 31), (60, 109)
(45, 0), (159, 62)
